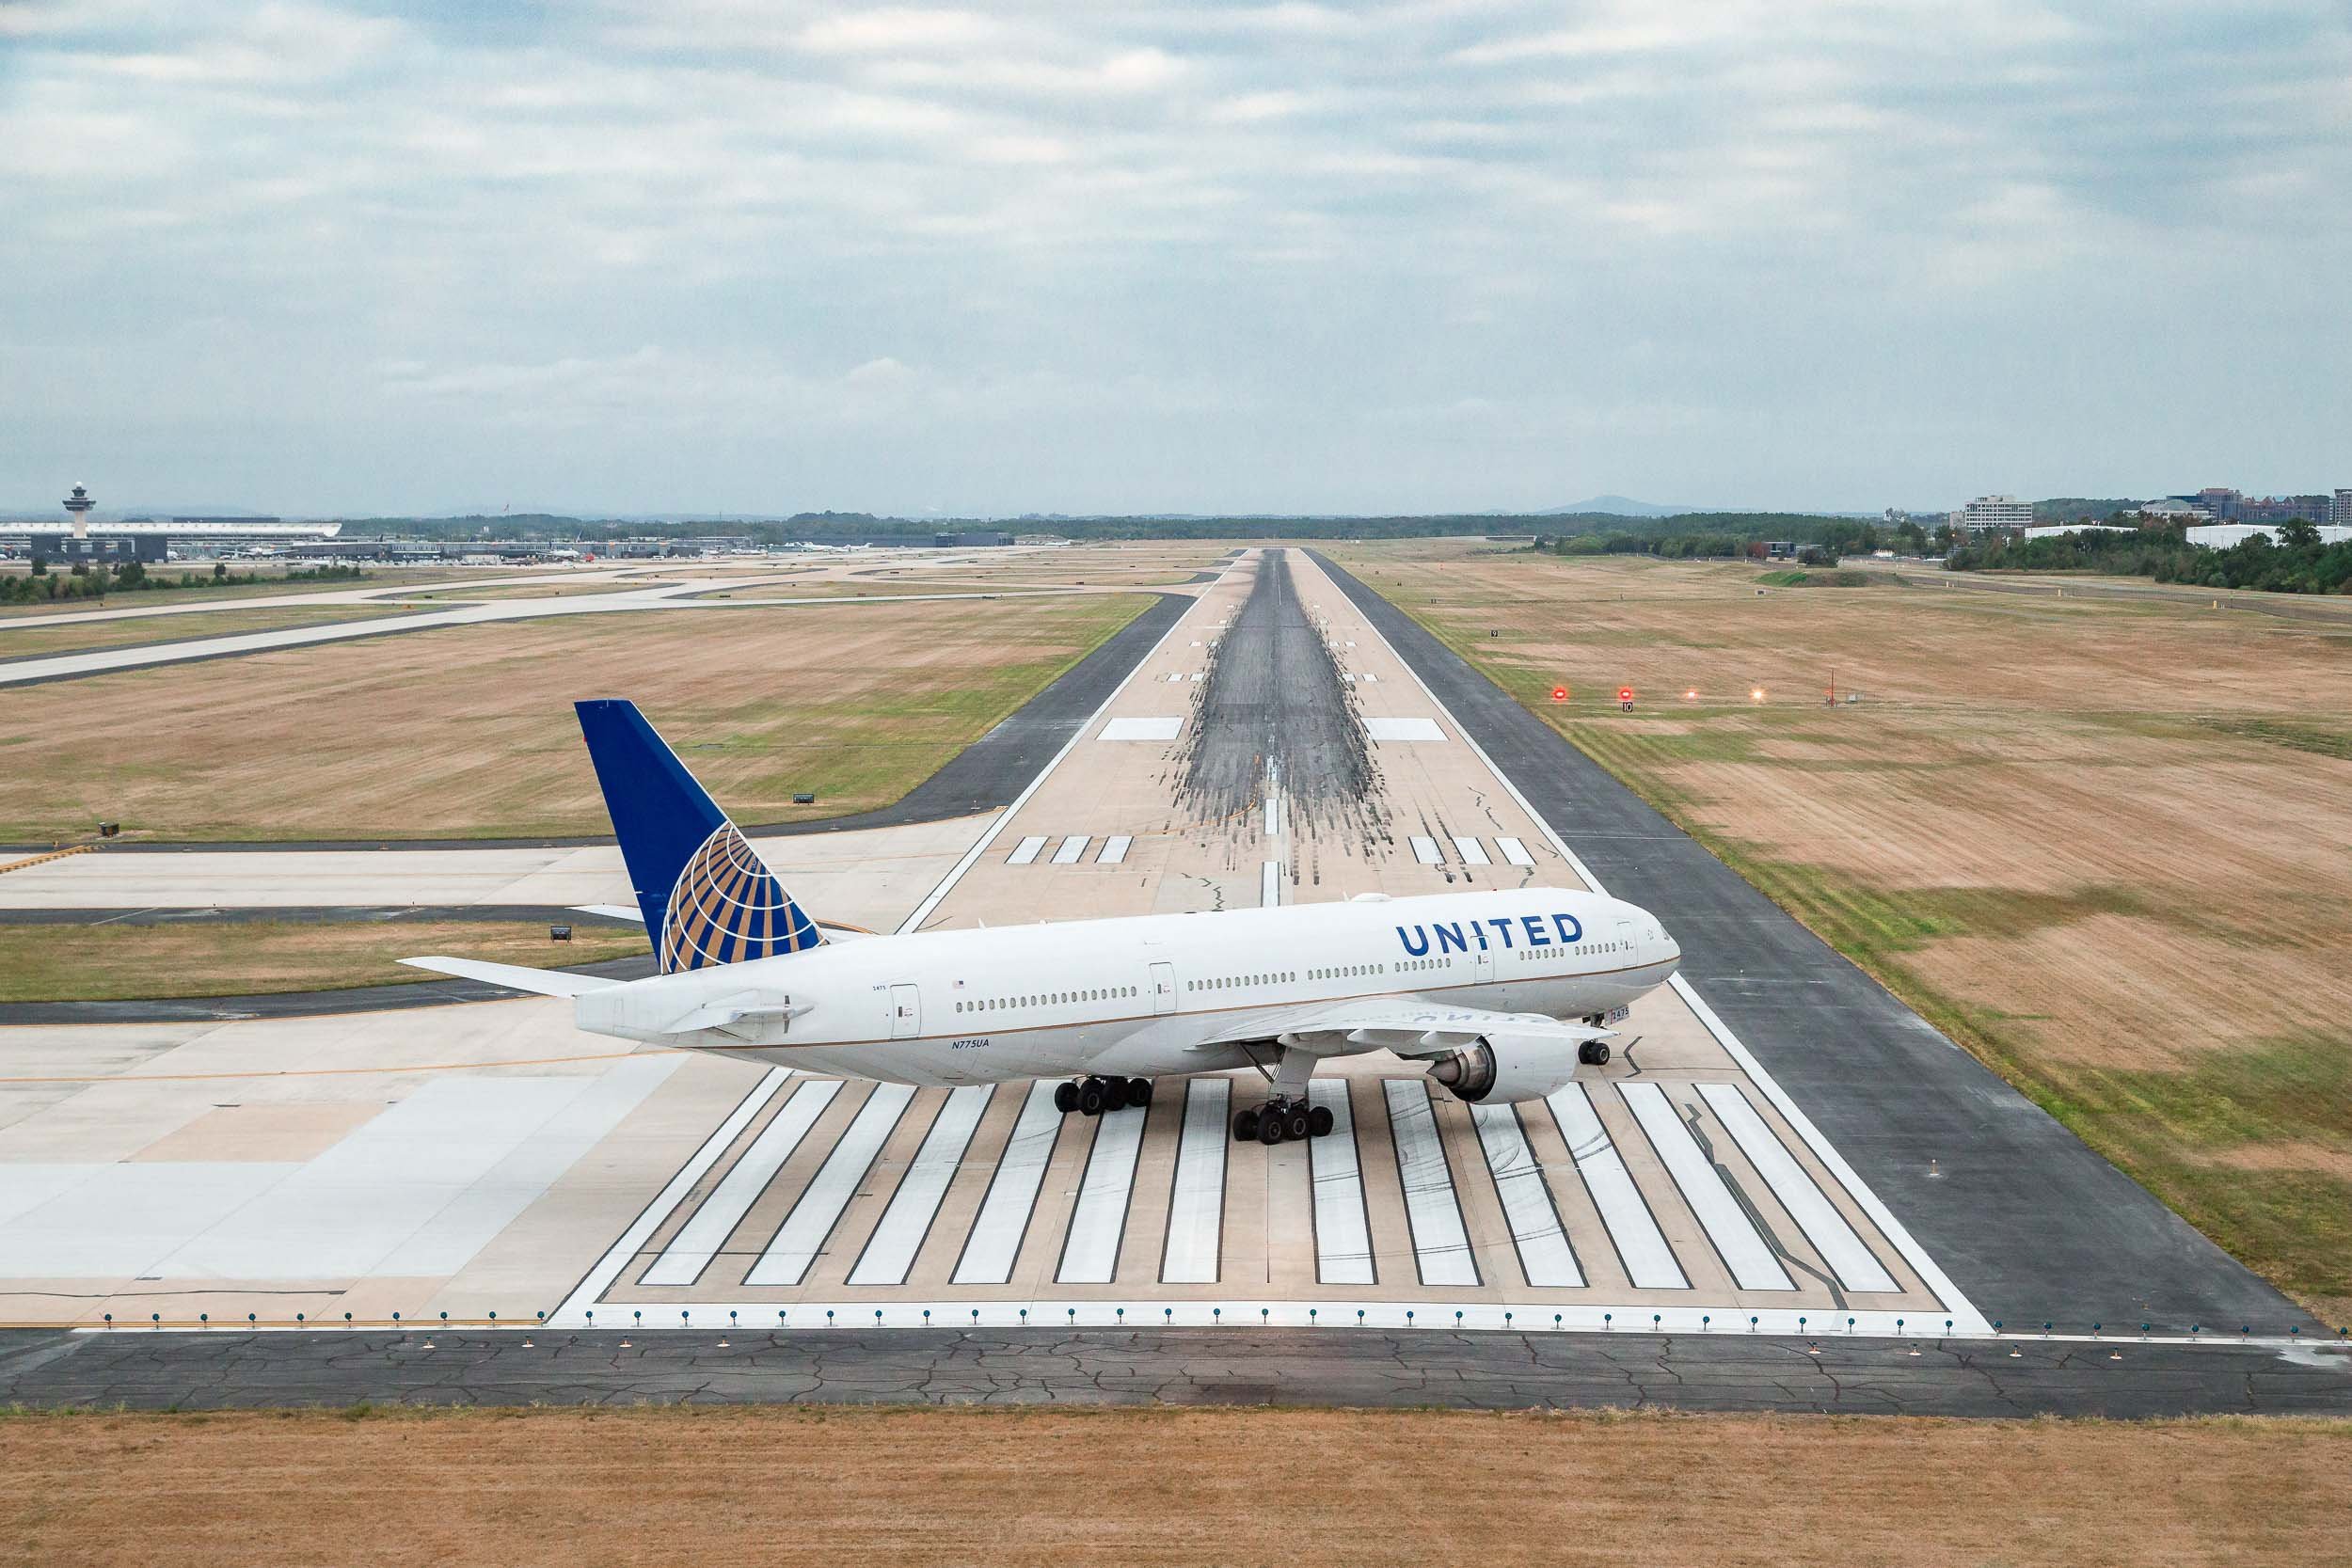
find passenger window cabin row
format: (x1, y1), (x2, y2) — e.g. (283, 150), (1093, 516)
(954, 985), (1136, 1016)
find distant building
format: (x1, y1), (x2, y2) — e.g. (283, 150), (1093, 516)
(1952, 495), (2032, 534)
(935, 531), (1014, 547)
(2186, 523), (2352, 548)
(2022, 523), (2141, 541)
(24, 531), (164, 564)
(2137, 499), (2212, 523)
(2178, 487), (2333, 525)
(2334, 489), (2352, 528)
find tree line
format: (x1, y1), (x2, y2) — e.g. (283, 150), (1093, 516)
(0, 561), (367, 606)
(1950, 518), (2351, 594)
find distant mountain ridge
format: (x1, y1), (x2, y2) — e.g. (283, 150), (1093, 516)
(1539, 495), (1695, 517)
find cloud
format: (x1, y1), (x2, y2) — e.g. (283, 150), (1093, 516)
(1, 0), (2347, 515)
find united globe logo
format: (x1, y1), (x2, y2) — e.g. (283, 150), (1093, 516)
(658, 823), (819, 973)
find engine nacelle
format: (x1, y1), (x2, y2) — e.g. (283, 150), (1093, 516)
(1423, 1035), (1582, 1105)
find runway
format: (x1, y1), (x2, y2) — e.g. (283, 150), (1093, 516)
(0, 547), (2333, 1414)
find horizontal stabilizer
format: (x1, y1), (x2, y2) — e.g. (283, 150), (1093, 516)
(399, 957), (617, 999)
(570, 904), (645, 924)
(653, 990), (813, 1037)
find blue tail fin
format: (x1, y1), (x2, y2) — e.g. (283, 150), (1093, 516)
(575, 700), (821, 974)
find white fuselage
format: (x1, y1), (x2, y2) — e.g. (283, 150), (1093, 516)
(576, 887), (1682, 1086)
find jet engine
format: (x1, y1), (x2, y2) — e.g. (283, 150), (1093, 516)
(1422, 1036), (1584, 1105)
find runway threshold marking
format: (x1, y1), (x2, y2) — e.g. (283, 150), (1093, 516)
(1160, 1078), (1230, 1284)
(1057, 1107), (1146, 1284)
(1697, 1083), (1899, 1294)
(952, 1080), (1066, 1285)
(1308, 1080), (1376, 1286)
(1545, 1084), (1686, 1290)
(1383, 1079), (1480, 1287)
(1619, 1082), (1793, 1291)
(745, 1083), (916, 1286)
(641, 1078), (841, 1287)
(847, 1084), (996, 1287)
(1470, 1103), (1583, 1288)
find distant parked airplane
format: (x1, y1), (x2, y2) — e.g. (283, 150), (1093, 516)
(405, 702), (1682, 1145)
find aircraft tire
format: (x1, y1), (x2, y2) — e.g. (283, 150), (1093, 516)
(1078, 1080), (1106, 1117)
(1578, 1041), (1612, 1067)
(1258, 1114), (1285, 1147)
(1232, 1108), (1261, 1143)
(1308, 1105), (1335, 1138)
(1101, 1076), (1129, 1114)
(1284, 1105), (1312, 1142)
(1053, 1081), (1079, 1115)
(1127, 1077), (1153, 1107)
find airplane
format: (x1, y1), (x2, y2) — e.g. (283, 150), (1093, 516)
(405, 701), (1684, 1147)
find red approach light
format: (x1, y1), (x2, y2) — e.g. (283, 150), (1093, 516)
(1550, 686), (1569, 703)
(1617, 687), (1634, 703)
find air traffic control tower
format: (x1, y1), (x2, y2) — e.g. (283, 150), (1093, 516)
(62, 483), (95, 536)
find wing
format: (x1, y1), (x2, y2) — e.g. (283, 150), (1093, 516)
(1194, 996), (1613, 1061)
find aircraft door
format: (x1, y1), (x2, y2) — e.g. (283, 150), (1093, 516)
(1474, 949), (1495, 988)
(1149, 961), (1176, 1016)
(889, 983), (920, 1040)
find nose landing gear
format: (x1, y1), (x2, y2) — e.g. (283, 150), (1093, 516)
(1232, 1097), (1335, 1145)
(1054, 1076), (1153, 1117)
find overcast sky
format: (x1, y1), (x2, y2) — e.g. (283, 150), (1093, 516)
(2, 1), (2346, 517)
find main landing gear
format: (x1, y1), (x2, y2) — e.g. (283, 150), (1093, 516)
(1054, 1075), (1153, 1117)
(1578, 1040), (1611, 1067)
(1232, 1097), (1335, 1146)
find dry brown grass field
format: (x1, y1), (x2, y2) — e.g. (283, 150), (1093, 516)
(0, 594), (1146, 844)
(0, 603), (420, 658)
(3, 1406), (2344, 1567)
(0, 921), (644, 1003)
(1332, 542), (2352, 1325)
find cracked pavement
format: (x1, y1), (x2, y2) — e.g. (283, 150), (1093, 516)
(5, 1329), (2347, 1416)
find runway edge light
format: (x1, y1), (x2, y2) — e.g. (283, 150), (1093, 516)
(1549, 685), (1568, 703)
